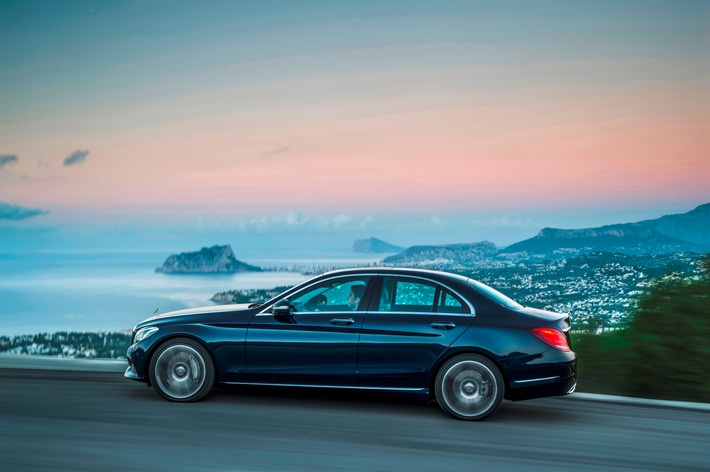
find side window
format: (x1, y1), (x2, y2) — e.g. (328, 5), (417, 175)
(438, 289), (464, 314)
(379, 278), (437, 313)
(378, 277), (468, 314)
(290, 276), (370, 312)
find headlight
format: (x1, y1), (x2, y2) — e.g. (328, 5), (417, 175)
(135, 326), (159, 342)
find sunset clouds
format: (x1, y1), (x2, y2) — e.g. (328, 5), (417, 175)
(0, 202), (47, 220)
(0, 0), (707, 235)
(0, 154), (19, 169)
(63, 150), (90, 167)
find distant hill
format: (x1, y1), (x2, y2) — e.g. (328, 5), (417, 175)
(352, 237), (404, 254)
(638, 203), (710, 246)
(384, 241), (498, 266)
(501, 204), (710, 258)
(156, 245), (262, 274)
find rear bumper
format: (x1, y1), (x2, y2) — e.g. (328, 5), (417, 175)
(505, 350), (577, 402)
(508, 374), (577, 401)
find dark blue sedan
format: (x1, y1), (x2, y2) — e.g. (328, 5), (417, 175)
(126, 268), (576, 420)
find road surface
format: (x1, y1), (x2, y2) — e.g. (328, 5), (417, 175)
(0, 369), (708, 471)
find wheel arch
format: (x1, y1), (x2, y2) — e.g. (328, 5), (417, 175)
(144, 332), (217, 387)
(428, 348), (511, 400)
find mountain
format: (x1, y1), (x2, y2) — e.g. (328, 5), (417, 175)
(501, 204), (710, 258)
(156, 245), (262, 274)
(638, 203), (710, 246)
(383, 241), (498, 266)
(352, 237), (404, 254)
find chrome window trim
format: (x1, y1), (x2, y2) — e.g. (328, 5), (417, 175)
(256, 272), (474, 316)
(364, 311), (473, 318)
(255, 311), (368, 317)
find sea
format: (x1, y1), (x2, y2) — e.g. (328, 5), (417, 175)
(0, 250), (382, 336)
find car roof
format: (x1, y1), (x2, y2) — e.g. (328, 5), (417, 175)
(320, 267), (471, 285)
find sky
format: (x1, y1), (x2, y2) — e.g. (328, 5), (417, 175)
(1, 0), (708, 252)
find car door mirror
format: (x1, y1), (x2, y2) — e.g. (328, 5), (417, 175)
(272, 299), (293, 316)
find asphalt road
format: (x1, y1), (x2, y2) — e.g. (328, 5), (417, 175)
(1, 369), (708, 472)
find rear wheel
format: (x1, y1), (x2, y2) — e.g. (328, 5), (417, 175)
(149, 338), (214, 402)
(435, 354), (504, 420)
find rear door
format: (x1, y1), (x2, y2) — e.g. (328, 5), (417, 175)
(357, 275), (475, 389)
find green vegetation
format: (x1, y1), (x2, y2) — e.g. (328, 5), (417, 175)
(0, 332), (131, 358)
(574, 254), (710, 402)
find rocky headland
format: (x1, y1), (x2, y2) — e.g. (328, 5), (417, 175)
(352, 237), (404, 254)
(156, 245), (262, 274)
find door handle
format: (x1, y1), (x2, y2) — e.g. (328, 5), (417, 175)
(431, 321), (456, 330)
(330, 317), (355, 326)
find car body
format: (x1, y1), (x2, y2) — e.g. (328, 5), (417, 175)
(126, 267), (576, 420)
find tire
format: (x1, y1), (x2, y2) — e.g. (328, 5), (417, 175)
(434, 354), (504, 421)
(148, 337), (215, 402)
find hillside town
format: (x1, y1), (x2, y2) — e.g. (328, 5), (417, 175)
(1, 251), (702, 359)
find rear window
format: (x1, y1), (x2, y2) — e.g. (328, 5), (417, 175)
(467, 279), (522, 309)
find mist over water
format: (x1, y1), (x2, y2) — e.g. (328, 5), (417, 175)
(0, 250), (380, 336)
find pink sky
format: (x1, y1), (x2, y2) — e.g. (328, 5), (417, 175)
(1, 2), (708, 229)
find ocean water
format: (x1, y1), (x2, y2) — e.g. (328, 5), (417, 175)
(0, 250), (380, 335)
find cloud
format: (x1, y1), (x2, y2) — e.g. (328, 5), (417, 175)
(285, 211), (304, 225)
(202, 211), (363, 234)
(63, 150), (90, 166)
(0, 154), (19, 169)
(360, 215), (375, 229)
(489, 216), (533, 227)
(260, 146), (290, 159)
(0, 202), (48, 220)
(334, 214), (353, 225)
(469, 216), (535, 227)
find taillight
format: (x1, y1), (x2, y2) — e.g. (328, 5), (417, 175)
(531, 327), (570, 351)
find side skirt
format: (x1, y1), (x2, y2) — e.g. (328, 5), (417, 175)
(221, 381), (429, 394)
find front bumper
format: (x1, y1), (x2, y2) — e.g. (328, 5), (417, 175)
(124, 365), (142, 381)
(125, 343), (149, 382)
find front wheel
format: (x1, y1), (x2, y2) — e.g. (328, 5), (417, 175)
(434, 354), (504, 420)
(148, 338), (215, 402)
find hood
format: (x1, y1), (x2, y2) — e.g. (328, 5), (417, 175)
(154, 303), (253, 318)
(135, 303), (253, 328)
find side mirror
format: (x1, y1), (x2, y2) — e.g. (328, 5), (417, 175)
(272, 299), (293, 316)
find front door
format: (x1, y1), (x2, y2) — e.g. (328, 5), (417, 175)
(246, 275), (372, 386)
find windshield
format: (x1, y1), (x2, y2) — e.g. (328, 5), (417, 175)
(467, 279), (523, 309)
